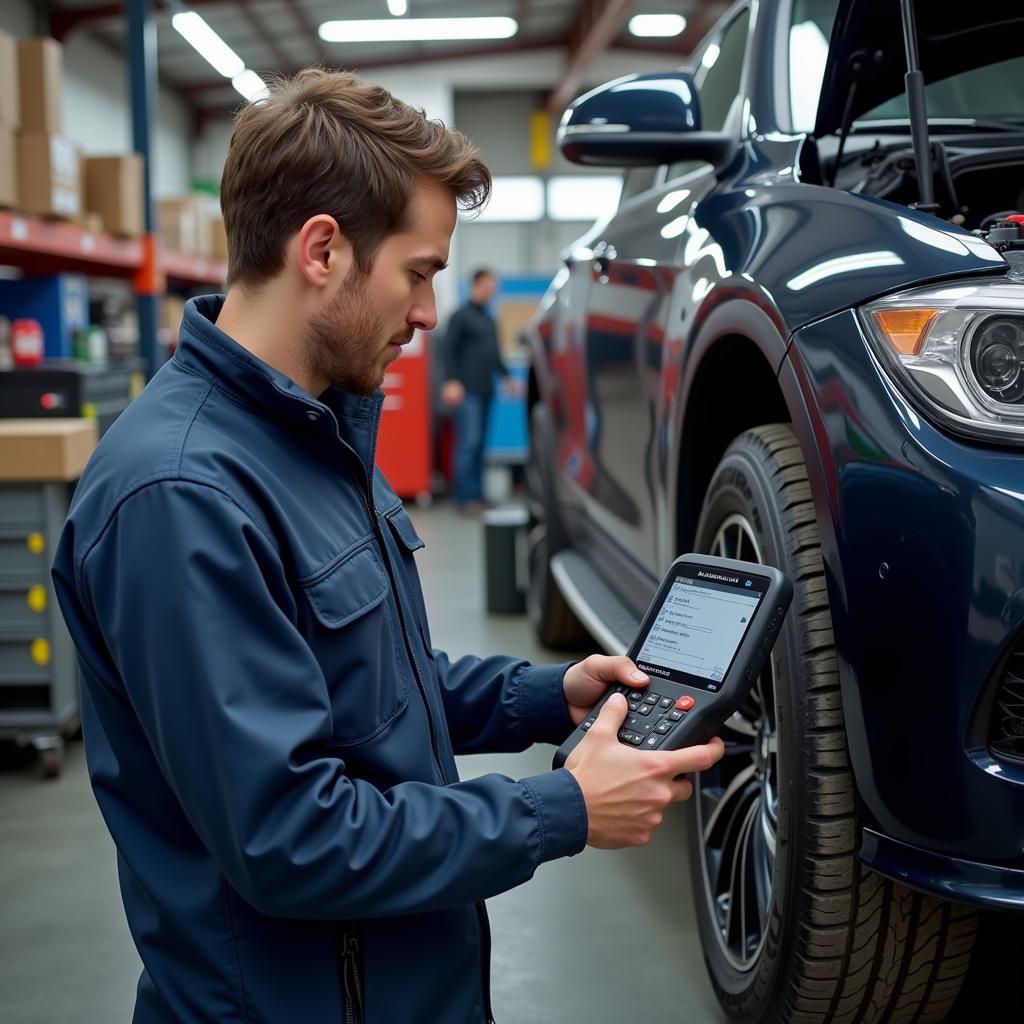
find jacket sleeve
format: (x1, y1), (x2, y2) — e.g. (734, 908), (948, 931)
(431, 651), (577, 754)
(76, 479), (587, 921)
(443, 309), (465, 382)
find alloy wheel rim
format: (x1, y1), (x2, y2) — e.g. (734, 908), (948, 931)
(696, 514), (779, 971)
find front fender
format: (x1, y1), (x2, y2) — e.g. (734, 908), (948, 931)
(690, 178), (1007, 334)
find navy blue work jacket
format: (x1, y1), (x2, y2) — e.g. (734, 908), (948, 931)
(52, 296), (588, 1023)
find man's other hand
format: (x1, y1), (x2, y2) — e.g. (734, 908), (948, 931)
(563, 654), (648, 726)
(441, 380), (465, 407)
(564, 694), (726, 849)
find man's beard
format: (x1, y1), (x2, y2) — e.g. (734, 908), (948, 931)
(303, 270), (409, 396)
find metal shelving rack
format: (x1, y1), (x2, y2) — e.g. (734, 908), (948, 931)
(0, 209), (224, 290)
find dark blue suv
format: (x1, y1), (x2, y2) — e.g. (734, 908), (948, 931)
(525, 1), (1024, 1019)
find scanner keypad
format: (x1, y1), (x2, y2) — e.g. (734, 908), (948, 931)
(579, 684), (692, 750)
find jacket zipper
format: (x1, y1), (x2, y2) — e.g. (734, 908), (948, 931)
(341, 931), (364, 1024)
(341, 404), (496, 1021)
(476, 902), (496, 1024)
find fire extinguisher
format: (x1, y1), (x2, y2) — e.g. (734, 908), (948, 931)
(11, 318), (45, 368)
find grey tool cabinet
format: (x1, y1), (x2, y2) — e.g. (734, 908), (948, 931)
(0, 420), (97, 777)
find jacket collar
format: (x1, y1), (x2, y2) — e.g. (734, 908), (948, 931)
(174, 295), (384, 477)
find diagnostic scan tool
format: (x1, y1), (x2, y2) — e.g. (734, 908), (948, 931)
(553, 554), (792, 767)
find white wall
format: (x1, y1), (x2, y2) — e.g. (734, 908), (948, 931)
(0, 0), (193, 198)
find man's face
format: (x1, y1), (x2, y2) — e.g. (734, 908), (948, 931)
(473, 273), (497, 304)
(304, 179), (456, 395)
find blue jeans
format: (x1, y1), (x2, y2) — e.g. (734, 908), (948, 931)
(453, 393), (492, 505)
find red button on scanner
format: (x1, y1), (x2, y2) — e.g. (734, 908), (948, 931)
(675, 695), (695, 711)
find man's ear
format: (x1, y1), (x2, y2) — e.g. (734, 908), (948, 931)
(295, 214), (353, 288)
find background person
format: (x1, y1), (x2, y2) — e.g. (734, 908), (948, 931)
(442, 268), (522, 512)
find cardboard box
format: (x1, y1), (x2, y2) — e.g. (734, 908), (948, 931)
(18, 38), (63, 134)
(159, 197), (201, 254)
(211, 215), (228, 262)
(497, 299), (537, 357)
(195, 198), (215, 257)
(161, 294), (188, 337)
(74, 211), (104, 234)
(0, 418), (97, 482)
(85, 154), (143, 237)
(0, 31), (19, 129)
(0, 125), (16, 208)
(17, 132), (80, 219)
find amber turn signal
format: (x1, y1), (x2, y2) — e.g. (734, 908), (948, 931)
(871, 308), (939, 356)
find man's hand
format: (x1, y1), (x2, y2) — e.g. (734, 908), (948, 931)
(501, 376), (525, 398)
(441, 380), (465, 408)
(563, 654), (649, 725)
(565, 694), (726, 849)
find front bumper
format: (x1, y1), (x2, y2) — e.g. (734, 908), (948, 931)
(783, 307), (1024, 909)
(862, 830), (1024, 909)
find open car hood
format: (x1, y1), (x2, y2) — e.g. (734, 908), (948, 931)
(814, 0), (1024, 137)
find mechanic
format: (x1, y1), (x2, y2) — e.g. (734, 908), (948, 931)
(51, 69), (724, 1024)
(441, 268), (520, 513)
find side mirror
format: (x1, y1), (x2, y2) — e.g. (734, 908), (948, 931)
(557, 71), (735, 168)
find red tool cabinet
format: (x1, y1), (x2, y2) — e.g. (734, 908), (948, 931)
(376, 329), (432, 501)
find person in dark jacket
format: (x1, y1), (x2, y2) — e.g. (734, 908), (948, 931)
(442, 269), (521, 512)
(51, 69), (723, 1024)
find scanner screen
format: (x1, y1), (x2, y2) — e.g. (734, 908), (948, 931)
(635, 567), (768, 692)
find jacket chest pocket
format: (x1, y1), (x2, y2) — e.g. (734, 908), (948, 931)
(384, 506), (433, 652)
(301, 544), (409, 747)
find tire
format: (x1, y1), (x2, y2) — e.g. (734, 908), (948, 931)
(948, 909), (1024, 1019)
(525, 404), (591, 651)
(686, 424), (977, 1023)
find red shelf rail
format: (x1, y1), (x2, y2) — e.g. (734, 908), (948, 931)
(0, 210), (142, 277)
(0, 210), (226, 287)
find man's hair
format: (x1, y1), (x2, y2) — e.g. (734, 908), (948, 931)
(220, 68), (491, 288)
(471, 268), (494, 285)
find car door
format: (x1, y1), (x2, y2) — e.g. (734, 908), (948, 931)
(578, 171), (712, 579)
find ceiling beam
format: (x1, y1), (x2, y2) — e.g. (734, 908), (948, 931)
(50, 3), (121, 42)
(236, 1), (292, 73)
(671, 4), (726, 58)
(282, 0), (331, 65)
(181, 35), (568, 99)
(49, 0), (236, 42)
(546, 0), (636, 115)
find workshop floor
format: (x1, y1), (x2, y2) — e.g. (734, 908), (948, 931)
(0, 501), (726, 1024)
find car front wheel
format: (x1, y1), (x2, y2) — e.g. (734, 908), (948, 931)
(686, 424), (977, 1023)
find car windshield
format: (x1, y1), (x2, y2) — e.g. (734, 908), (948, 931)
(789, 0), (1024, 132)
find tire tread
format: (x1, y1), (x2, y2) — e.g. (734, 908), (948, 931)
(702, 425), (977, 1024)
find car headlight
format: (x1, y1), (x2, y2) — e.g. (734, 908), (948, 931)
(860, 280), (1024, 442)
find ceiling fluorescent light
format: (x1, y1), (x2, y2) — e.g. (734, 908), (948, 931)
(387, 0), (408, 14)
(319, 17), (518, 43)
(172, 11), (245, 78)
(233, 69), (269, 103)
(461, 176), (544, 223)
(547, 176), (623, 222)
(628, 14), (687, 38)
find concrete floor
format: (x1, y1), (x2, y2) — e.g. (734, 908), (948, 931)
(0, 501), (727, 1024)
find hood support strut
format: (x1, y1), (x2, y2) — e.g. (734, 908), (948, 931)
(899, 0), (938, 213)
